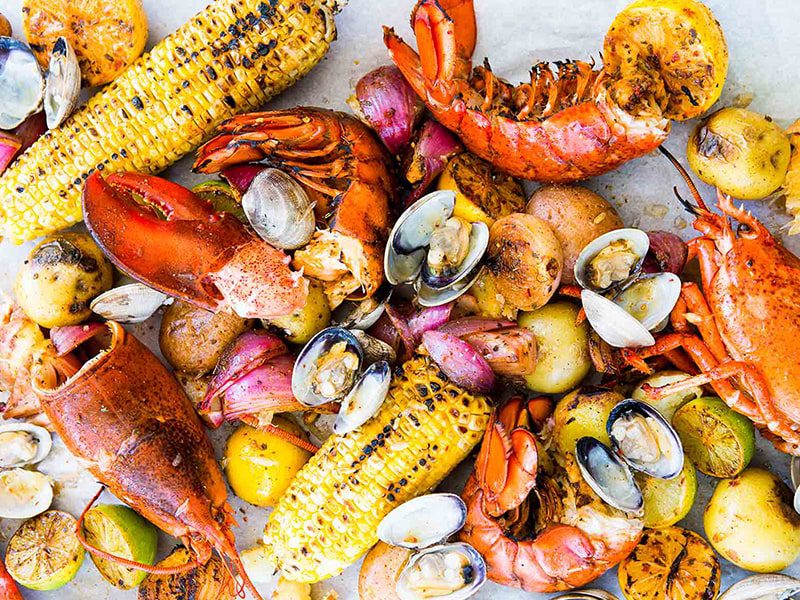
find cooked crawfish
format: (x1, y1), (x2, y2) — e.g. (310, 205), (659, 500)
(83, 171), (307, 319)
(194, 107), (395, 307)
(460, 397), (642, 592)
(624, 151), (800, 455)
(385, 0), (726, 182)
(29, 322), (262, 599)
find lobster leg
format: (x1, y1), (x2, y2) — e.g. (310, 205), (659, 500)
(675, 282), (728, 363)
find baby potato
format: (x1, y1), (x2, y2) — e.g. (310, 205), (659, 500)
(267, 280), (331, 344)
(687, 107), (791, 199)
(14, 233), (113, 328)
(631, 370), (703, 420)
(485, 214), (563, 313)
(526, 185), (623, 285)
(358, 542), (411, 600)
(552, 388), (623, 456)
(518, 302), (591, 394)
(159, 300), (251, 375)
(224, 417), (312, 508)
(704, 467), (800, 572)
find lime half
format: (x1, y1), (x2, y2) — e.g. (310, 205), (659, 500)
(672, 397), (755, 477)
(637, 458), (698, 528)
(82, 504), (158, 589)
(5, 510), (85, 591)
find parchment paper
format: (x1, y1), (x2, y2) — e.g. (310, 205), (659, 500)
(2, 0), (800, 598)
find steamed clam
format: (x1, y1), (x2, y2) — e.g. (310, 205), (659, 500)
(242, 168), (316, 250)
(333, 283), (392, 330)
(385, 191), (489, 307)
(396, 543), (486, 600)
(333, 360), (391, 435)
(0, 468), (53, 519)
(574, 229), (649, 292)
(576, 436), (644, 514)
(552, 591), (619, 600)
(792, 456), (800, 514)
(0, 422), (52, 468)
(378, 493), (468, 549)
(90, 282), (171, 323)
(44, 37), (81, 129)
(0, 37), (45, 130)
(719, 574), (800, 600)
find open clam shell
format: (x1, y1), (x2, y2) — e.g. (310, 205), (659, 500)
(581, 289), (655, 348)
(0, 37), (45, 130)
(292, 327), (364, 407)
(242, 168), (316, 250)
(351, 329), (396, 364)
(576, 436), (643, 514)
(396, 542), (486, 600)
(333, 360), (391, 435)
(792, 457), (800, 515)
(574, 229), (649, 292)
(719, 574), (800, 600)
(90, 282), (170, 323)
(553, 591), (620, 600)
(44, 37), (81, 129)
(420, 221), (489, 291)
(607, 399), (683, 479)
(416, 263), (484, 308)
(378, 493), (468, 549)
(0, 468), (53, 519)
(333, 284), (392, 330)
(613, 273), (681, 331)
(0, 422), (52, 468)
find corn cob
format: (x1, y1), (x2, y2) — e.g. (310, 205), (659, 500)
(0, 0), (340, 244)
(263, 356), (492, 582)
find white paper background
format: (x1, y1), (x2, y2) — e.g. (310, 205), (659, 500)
(2, 0), (800, 598)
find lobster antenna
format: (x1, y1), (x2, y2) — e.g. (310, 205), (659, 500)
(658, 146), (709, 212)
(673, 187), (700, 216)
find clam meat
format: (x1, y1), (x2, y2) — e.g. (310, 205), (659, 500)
(574, 229), (649, 292)
(292, 327), (363, 407)
(396, 543), (486, 600)
(0, 422), (52, 468)
(576, 436), (643, 514)
(0, 37), (45, 130)
(607, 400), (683, 479)
(378, 493), (467, 549)
(0, 468), (53, 519)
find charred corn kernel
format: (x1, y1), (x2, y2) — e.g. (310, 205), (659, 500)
(262, 356), (492, 582)
(0, 0), (340, 244)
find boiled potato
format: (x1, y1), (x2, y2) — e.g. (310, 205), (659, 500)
(159, 300), (251, 374)
(358, 542), (411, 600)
(526, 185), (623, 285)
(630, 370), (703, 420)
(704, 467), (800, 572)
(486, 214), (563, 313)
(518, 302), (591, 394)
(15, 233), (113, 328)
(470, 271), (513, 319)
(224, 417), (312, 508)
(267, 280), (331, 344)
(688, 107), (791, 199)
(552, 388), (623, 455)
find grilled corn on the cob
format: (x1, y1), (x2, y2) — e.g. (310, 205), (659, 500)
(0, 0), (340, 243)
(263, 356), (492, 582)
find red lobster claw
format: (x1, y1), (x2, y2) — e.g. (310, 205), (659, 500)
(83, 172), (308, 319)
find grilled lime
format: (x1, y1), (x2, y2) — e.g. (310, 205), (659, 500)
(672, 397), (755, 477)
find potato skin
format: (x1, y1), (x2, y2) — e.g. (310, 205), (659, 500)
(687, 107), (791, 200)
(159, 301), (251, 375)
(267, 280), (331, 344)
(704, 467), (800, 572)
(14, 233), (113, 328)
(552, 387), (623, 456)
(526, 185), (623, 285)
(358, 542), (411, 600)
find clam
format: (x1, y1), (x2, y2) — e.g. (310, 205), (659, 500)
(719, 574), (800, 600)
(0, 422), (52, 468)
(607, 399), (683, 479)
(0, 468), (53, 519)
(385, 191), (489, 307)
(581, 289), (655, 348)
(351, 329), (396, 364)
(292, 327), (363, 407)
(90, 282), (171, 323)
(792, 456), (800, 514)
(44, 37), (81, 129)
(574, 229), (649, 292)
(396, 542), (486, 600)
(378, 493), (468, 549)
(333, 360), (391, 435)
(0, 37), (45, 130)
(242, 168), (316, 250)
(576, 436), (643, 514)
(333, 283), (392, 329)
(552, 591), (620, 600)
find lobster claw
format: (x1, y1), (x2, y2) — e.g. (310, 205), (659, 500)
(83, 172), (308, 319)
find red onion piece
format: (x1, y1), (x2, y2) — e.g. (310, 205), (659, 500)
(203, 330), (287, 409)
(221, 164), (266, 196)
(12, 112), (46, 153)
(222, 354), (299, 421)
(0, 132), (21, 175)
(462, 327), (538, 377)
(351, 65), (423, 155)
(643, 231), (688, 275)
(404, 120), (463, 205)
(422, 330), (495, 393)
(367, 311), (401, 354)
(407, 303), (453, 342)
(385, 304), (417, 362)
(50, 323), (106, 356)
(438, 317), (515, 337)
